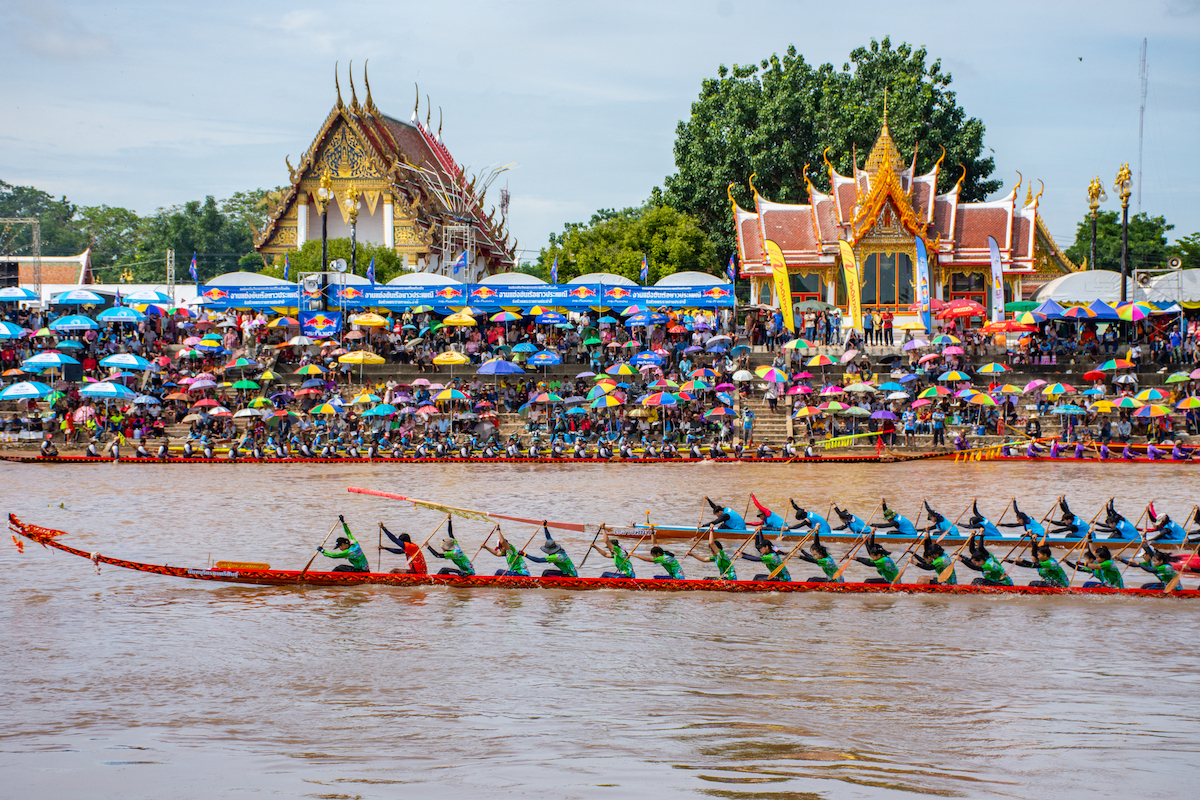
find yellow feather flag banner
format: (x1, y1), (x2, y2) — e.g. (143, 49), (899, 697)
(764, 240), (795, 333)
(838, 240), (862, 331)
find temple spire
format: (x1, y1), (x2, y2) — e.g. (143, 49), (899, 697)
(334, 62), (343, 109)
(883, 87), (888, 125)
(348, 61), (359, 110)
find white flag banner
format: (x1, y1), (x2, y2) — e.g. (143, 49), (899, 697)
(987, 236), (1006, 322)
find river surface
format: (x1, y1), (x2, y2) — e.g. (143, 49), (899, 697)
(2, 460), (1198, 799)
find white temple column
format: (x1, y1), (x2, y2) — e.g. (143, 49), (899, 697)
(383, 194), (395, 249)
(826, 277), (836, 304)
(296, 192), (308, 246)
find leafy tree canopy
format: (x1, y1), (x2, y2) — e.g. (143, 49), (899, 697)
(1064, 210), (1175, 272)
(662, 37), (1000, 257)
(537, 201), (719, 285)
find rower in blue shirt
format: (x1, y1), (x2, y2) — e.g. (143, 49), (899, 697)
(1093, 499), (1138, 540)
(997, 499), (1047, 540)
(703, 496), (747, 532)
(870, 500), (919, 538)
(921, 501), (961, 538)
(788, 500), (830, 537)
(1146, 507), (1187, 542)
(749, 494), (787, 533)
(962, 500), (1002, 540)
(831, 506), (871, 536)
(1049, 497), (1090, 538)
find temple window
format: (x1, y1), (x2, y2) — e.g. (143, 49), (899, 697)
(860, 252), (913, 309)
(789, 272), (823, 301)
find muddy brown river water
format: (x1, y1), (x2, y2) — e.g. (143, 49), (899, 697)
(2, 460), (1198, 798)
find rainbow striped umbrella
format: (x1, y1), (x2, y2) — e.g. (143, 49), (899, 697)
(641, 392), (678, 406)
(931, 334), (961, 344)
(806, 355), (834, 367)
(792, 405), (822, 418)
(489, 311), (522, 322)
(586, 385), (613, 400)
(1111, 396), (1144, 409)
(1098, 359), (1134, 370)
(1116, 303), (1150, 321)
(435, 389), (469, 401)
(755, 366), (789, 382)
(310, 403), (340, 414)
(918, 386), (950, 398)
(1041, 383), (1075, 395)
(938, 370), (971, 382)
(818, 400), (850, 411)
(1134, 404), (1173, 418)
(690, 367), (718, 379)
(1176, 396), (1200, 409)
(977, 362), (1010, 374)
(605, 363), (638, 376)
(1135, 388), (1169, 402)
(590, 395), (622, 408)
(294, 364), (326, 374)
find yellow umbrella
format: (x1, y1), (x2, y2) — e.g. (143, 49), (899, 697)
(350, 312), (388, 327)
(338, 351), (385, 365)
(433, 351), (471, 365)
(442, 313), (477, 326)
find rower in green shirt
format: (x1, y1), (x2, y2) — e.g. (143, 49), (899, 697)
(854, 533), (898, 583)
(318, 516), (370, 572)
(741, 531), (790, 581)
(1065, 541), (1124, 588)
(910, 535), (957, 585)
(523, 523), (578, 577)
(481, 529), (530, 577)
(591, 534), (637, 579)
(959, 533), (1013, 586)
(426, 518), (476, 576)
(1009, 543), (1069, 588)
(796, 532), (841, 582)
(632, 532), (685, 579)
(689, 529), (737, 580)
(1119, 543), (1177, 590)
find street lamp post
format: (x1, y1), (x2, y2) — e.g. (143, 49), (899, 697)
(1115, 163), (1133, 302)
(315, 171), (334, 272)
(1086, 176), (1107, 272)
(344, 182), (361, 277)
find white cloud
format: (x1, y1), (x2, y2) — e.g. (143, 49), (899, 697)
(12, 1), (116, 60)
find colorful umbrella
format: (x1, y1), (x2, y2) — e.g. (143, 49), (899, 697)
(1041, 383), (1075, 396)
(754, 366), (789, 382)
(937, 370), (971, 382)
(1133, 404), (1172, 418)
(642, 392), (678, 406)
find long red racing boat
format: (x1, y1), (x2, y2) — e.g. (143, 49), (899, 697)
(0, 451), (934, 466)
(10, 515), (1198, 598)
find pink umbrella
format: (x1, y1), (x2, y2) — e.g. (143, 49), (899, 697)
(795, 371), (813, 379)
(411, 378), (430, 387)
(714, 382), (735, 391)
(183, 336), (202, 346)
(840, 349), (859, 364)
(942, 346), (965, 355)
(911, 398), (932, 408)
(1024, 379), (1047, 393)
(786, 385), (812, 395)
(918, 354), (941, 364)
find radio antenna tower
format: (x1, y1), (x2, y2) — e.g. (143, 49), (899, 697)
(1137, 38), (1147, 214)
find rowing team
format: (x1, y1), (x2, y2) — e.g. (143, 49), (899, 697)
(701, 495), (1200, 544)
(313, 506), (1197, 591)
(69, 433), (814, 461)
(1013, 439), (1196, 461)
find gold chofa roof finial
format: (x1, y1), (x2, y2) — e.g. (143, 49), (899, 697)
(363, 60), (374, 110)
(348, 61), (359, 110)
(334, 62), (343, 109)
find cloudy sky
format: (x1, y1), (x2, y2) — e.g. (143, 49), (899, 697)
(3, 0), (1198, 260)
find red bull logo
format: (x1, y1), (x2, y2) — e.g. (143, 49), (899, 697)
(470, 286), (499, 299)
(202, 288), (230, 301)
(340, 287), (364, 299)
(701, 287), (731, 299)
(434, 287), (463, 300)
(567, 286), (597, 299)
(306, 314), (337, 332)
(604, 287), (632, 299)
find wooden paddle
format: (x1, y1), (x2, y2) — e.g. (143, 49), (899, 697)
(766, 530), (813, 580)
(300, 519), (342, 577)
(681, 525), (712, 561)
(888, 537), (925, 585)
(471, 524), (500, 563)
(827, 500), (885, 582)
(1065, 534), (1094, 585)
(1165, 539), (1200, 593)
(576, 523), (607, 569)
(938, 527), (977, 583)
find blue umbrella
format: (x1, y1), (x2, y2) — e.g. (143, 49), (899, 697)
(98, 306), (147, 323)
(195, 342), (224, 352)
(529, 351), (562, 366)
(625, 313), (650, 327)
(716, 391), (734, 405)
(0, 381), (54, 400)
(1052, 404), (1086, 415)
(598, 316), (618, 324)
(647, 312), (669, 325)
(707, 345), (728, 354)
(49, 314), (99, 332)
(0, 287), (38, 301)
(53, 289), (104, 305)
(80, 382), (137, 400)
(898, 374), (919, 383)
(23, 351), (80, 369)
(99, 353), (152, 370)
(566, 406), (587, 415)
(512, 343), (538, 353)
(0, 321), (26, 338)
(133, 394), (162, 405)
(476, 359), (525, 375)
(56, 340), (84, 349)
(730, 344), (751, 356)
(361, 404), (398, 416)
(878, 382), (904, 391)
(302, 378), (327, 388)
(631, 351), (663, 366)
(122, 290), (173, 304)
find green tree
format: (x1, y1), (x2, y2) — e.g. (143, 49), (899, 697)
(663, 37), (1000, 257)
(537, 203), (719, 284)
(135, 196), (257, 283)
(260, 238), (406, 284)
(1064, 210), (1173, 272)
(0, 179), (89, 255)
(1168, 231), (1200, 270)
(75, 204), (142, 282)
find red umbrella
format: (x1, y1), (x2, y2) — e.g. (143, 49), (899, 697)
(1082, 370), (1106, 382)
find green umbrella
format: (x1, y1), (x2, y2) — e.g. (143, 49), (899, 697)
(232, 379), (259, 390)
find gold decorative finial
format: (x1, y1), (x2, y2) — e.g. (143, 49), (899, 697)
(413, 83), (420, 121)
(726, 181), (738, 206)
(822, 146), (834, 179)
(932, 145), (946, 174)
(345, 182), (360, 222)
(1115, 163), (1133, 207)
(1013, 170), (1023, 199)
(953, 164), (967, 193)
(426, 96), (431, 128)
(883, 87), (888, 124)
(1034, 179), (1044, 206)
(363, 60), (373, 110)
(438, 107), (443, 140)
(348, 61), (358, 110)
(1087, 176), (1107, 214)
(1025, 182), (1033, 206)
(748, 172), (759, 198)
(334, 62), (343, 109)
